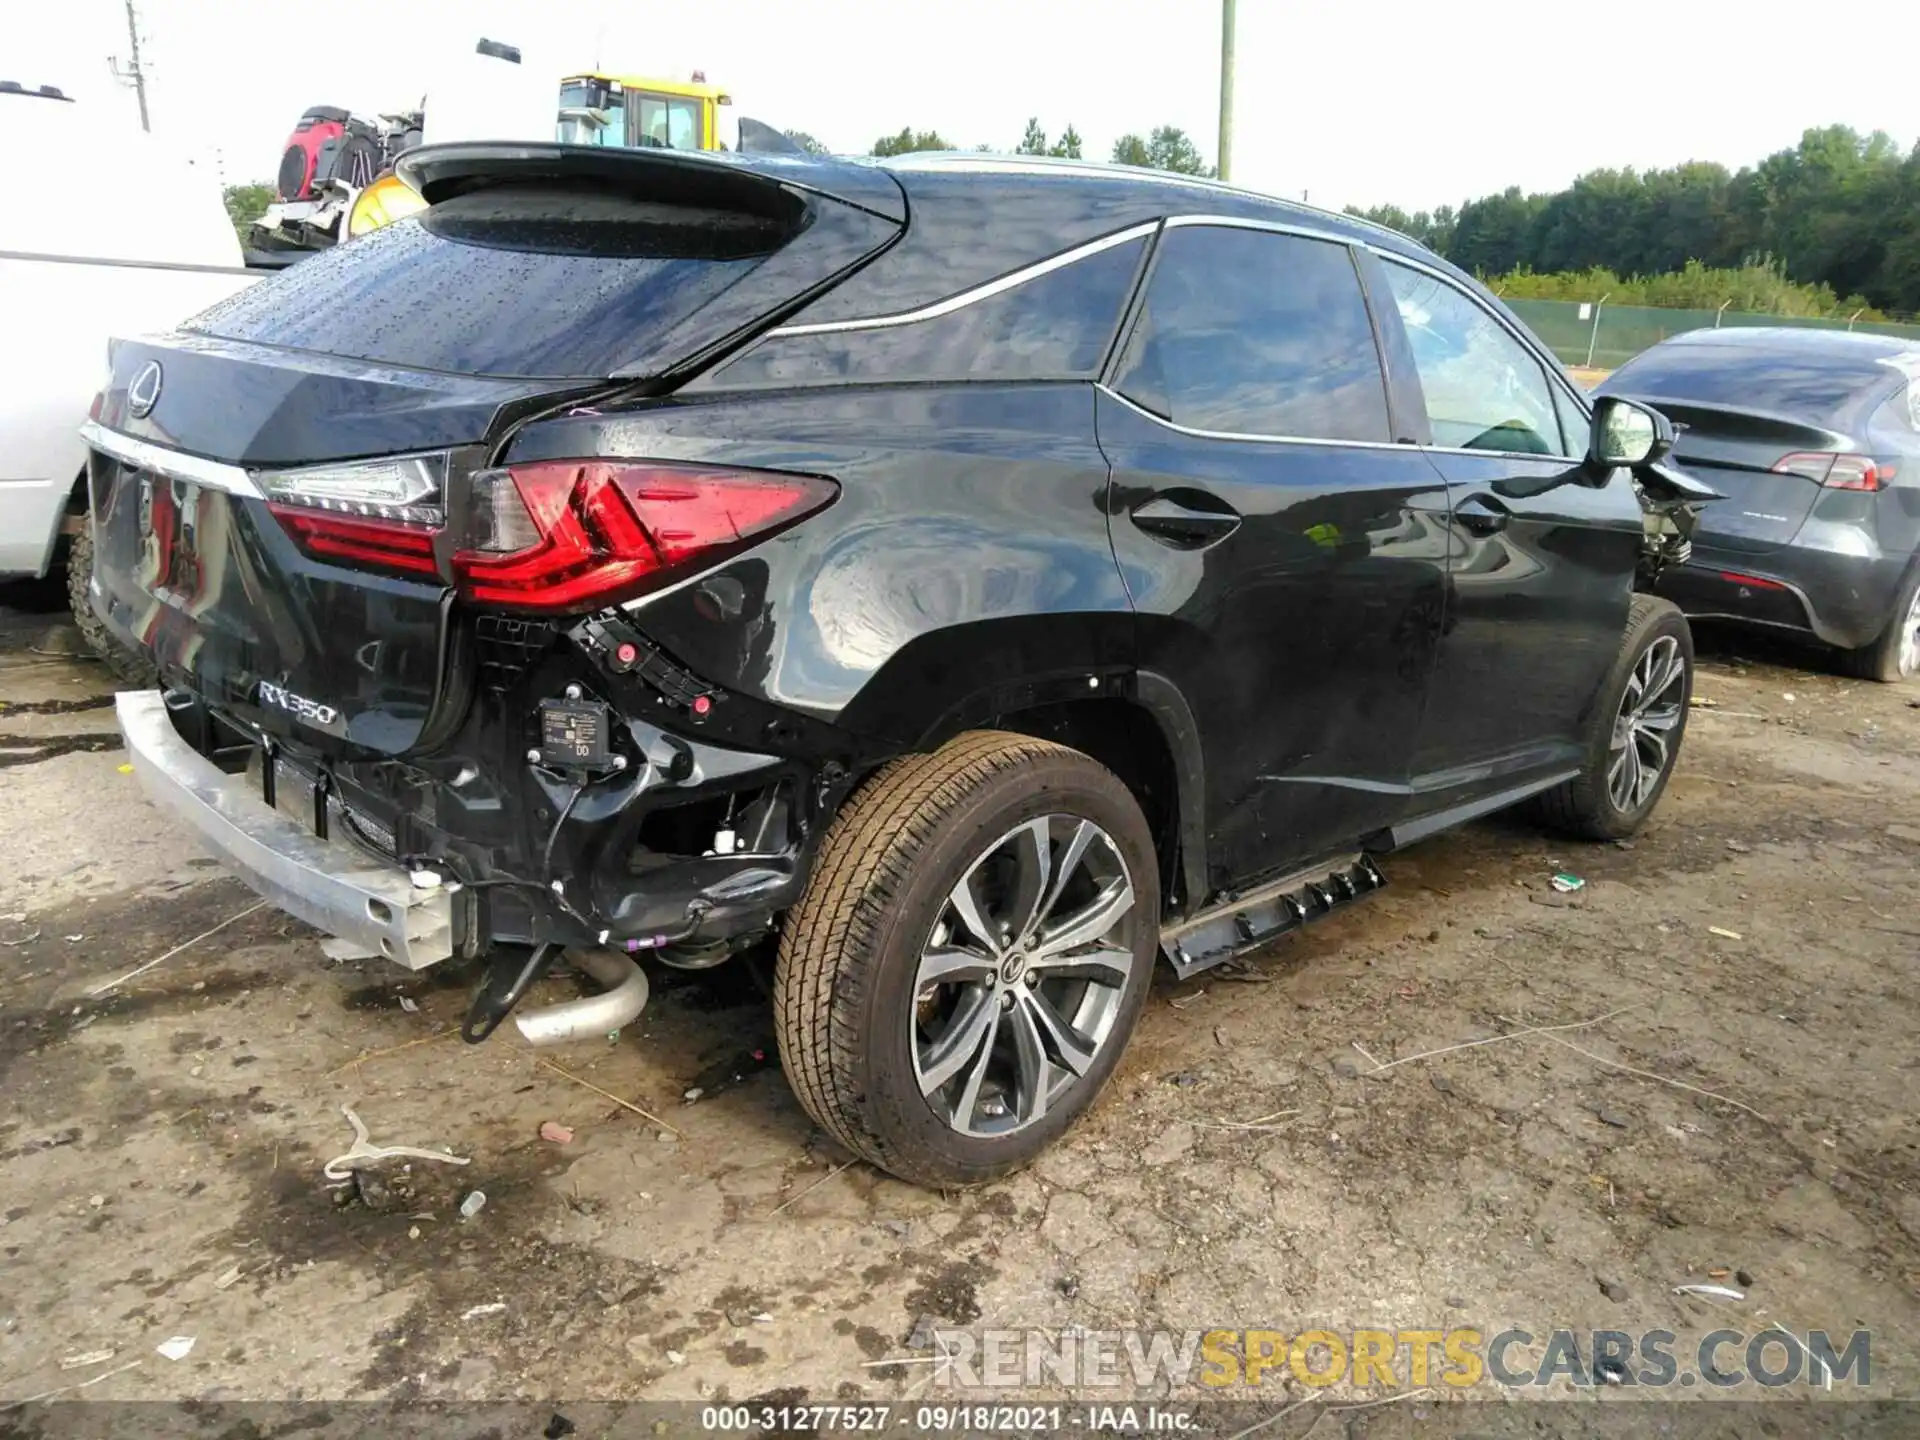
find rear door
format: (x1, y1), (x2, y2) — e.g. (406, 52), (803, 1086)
(87, 150), (902, 757)
(1098, 221), (1451, 891)
(1371, 256), (1643, 811)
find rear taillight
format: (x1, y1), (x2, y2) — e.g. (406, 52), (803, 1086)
(451, 460), (837, 613)
(268, 505), (439, 576)
(1771, 452), (1891, 492)
(263, 453), (448, 578)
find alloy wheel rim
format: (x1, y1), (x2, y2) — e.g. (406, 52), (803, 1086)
(1899, 585), (1920, 677)
(1608, 635), (1686, 812)
(910, 815), (1136, 1139)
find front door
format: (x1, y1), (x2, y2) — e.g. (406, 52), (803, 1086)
(1370, 256), (1645, 814)
(1099, 221), (1451, 896)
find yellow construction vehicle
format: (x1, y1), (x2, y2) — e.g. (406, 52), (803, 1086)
(555, 72), (732, 152)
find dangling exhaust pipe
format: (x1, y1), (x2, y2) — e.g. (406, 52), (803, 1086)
(513, 947), (650, 1047)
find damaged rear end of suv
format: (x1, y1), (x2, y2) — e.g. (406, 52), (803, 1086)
(94, 146), (1711, 1188)
(92, 144), (903, 1043)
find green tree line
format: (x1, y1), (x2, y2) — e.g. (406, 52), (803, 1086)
(1346, 125), (1920, 319)
(869, 119), (1214, 176)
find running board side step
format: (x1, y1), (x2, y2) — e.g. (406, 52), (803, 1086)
(1158, 853), (1386, 980)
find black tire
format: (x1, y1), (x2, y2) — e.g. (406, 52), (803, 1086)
(66, 523), (157, 688)
(1533, 594), (1692, 841)
(775, 730), (1160, 1187)
(1836, 562), (1920, 684)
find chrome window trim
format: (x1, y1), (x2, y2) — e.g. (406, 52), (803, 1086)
(79, 422), (265, 499)
(1097, 384), (1412, 453)
(1099, 386), (1583, 467)
(769, 214), (1359, 341)
(1160, 212), (1348, 245)
(1366, 246), (1588, 461)
(766, 221), (1162, 337)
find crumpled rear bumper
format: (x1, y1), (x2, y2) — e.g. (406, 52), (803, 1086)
(115, 689), (454, 969)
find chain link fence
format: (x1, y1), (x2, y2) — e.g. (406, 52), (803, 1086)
(1503, 298), (1920, 372)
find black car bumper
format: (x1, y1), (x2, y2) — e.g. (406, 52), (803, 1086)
(1657, 541), (1912, 651)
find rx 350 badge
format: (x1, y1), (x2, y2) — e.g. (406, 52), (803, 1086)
(257, 680), (346, 736)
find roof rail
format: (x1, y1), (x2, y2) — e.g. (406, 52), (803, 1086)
(873, 151), (1414, 246)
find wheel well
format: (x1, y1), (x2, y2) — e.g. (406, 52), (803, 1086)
(990, 698), (1186, 910)
(67, 469), (89, 514)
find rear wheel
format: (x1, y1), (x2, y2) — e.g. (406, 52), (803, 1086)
(775, 731), (1158, 1187)
(66, 523), (156, 688)
(1837, 564), (1920, 683)
(1534, 594), (1692, 840)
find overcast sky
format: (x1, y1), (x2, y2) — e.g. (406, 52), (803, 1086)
(12, 0), (1918, 212)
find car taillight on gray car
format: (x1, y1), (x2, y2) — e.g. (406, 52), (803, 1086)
(1771, 452), (1895, 492)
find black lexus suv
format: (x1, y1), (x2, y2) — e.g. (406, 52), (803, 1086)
(88, 145), (1713, 1186)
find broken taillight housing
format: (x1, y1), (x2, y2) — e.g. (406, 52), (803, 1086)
(452, 460), (838, 613)
(263, 453), (446, 578)
(1771, 452), (1893, 492)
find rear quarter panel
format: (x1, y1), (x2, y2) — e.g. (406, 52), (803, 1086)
(505, 384), (1134, 744)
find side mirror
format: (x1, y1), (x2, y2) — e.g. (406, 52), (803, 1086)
(1589, 396), (1673, 468)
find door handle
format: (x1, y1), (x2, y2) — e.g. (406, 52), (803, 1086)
(1130, 497), (1242, 549)
(1454, 494), (1511, 536)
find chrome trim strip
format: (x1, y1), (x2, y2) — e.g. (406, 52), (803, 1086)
(1162, 212), (1347, 244)
(1422, 443), (1583, 464)
(115, 690), (454, 971)
(79, 422), (264, 499)
(1096, 385), (1410, 452)
(767, 221), (1162, 337)
(1098, 385), (1581, 465)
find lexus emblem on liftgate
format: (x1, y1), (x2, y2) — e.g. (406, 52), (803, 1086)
(127, 361), (163, 419)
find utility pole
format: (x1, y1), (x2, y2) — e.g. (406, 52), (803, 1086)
(113, 0), (151, 132)
(1217, 0), (1236, 182)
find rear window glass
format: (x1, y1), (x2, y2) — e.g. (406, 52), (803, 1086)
(1606, 341), (1897, 421)
(1113, 226), (1390, 443)
(709, 234), (1147, 387)
(190, 187), (792, 379)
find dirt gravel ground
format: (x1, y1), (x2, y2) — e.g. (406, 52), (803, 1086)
(2, 584), (1918, 1427)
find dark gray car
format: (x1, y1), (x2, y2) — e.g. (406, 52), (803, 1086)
(1600, 327), (1920, 681)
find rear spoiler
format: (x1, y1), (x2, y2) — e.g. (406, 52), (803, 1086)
(1619, 392), (1847, 447)
(396, 141), (904, 223)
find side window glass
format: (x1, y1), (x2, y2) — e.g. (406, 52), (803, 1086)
(631, 95), (702, 150)
(1114, 226), (1391, 443)
(709, 235), (1147, 387)
(1381, 261), (1569, 457)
